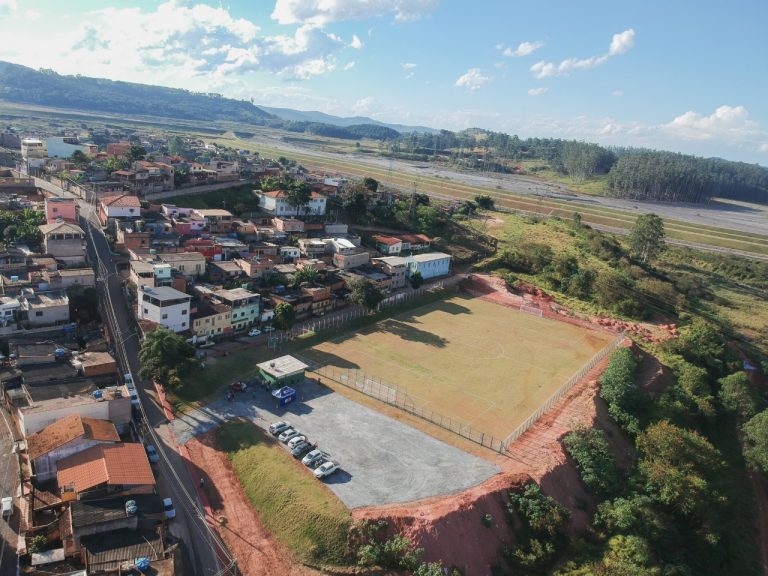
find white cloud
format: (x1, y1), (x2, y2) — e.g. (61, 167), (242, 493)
(527, 87), (548, 96)
(759, 143), (768, 153)
(454, 68), (490, 91)
(350, 34), (363, 49)
(401, 62), (418, 69)
(404, 71), (415, 80)
(503, 40), (544, 57)
(612, 90), (624, 97)
(343, 61), (356, 70)
(271, 0), (438, 25)
(352, 96), (376, 115)
(530, 28), (635, 78)
(0, 0), (17, 14)
(663, 105), (758, 141)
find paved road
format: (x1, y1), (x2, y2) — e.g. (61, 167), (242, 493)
(0, 408), (19, 576)
(76, 194), (233, 575)
(171, 380), (499, 509)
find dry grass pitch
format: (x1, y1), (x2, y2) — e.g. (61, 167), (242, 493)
(303, 293), (613, 442)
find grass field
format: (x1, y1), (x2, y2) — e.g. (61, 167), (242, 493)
(302, 294), (613, 441)
(217, 421), (352, 566)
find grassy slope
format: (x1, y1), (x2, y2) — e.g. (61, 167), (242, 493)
(217, 421), (352, 566)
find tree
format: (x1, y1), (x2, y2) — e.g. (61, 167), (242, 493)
(138, 328), (196, 388)
(562, 428), (620, 496)
(409, 270), (424, 289)
(273, 302), (296, 330)
(363, 177), (379, 193)
(349, 277), (385, 311)
(286, 180), (312, 216)
(475, 194), (495, 210)
(599, 535), (661, 576)
(167, 136), (189, 158)
(127, 144), (147, 162)
(599, 348), (641, 434)
(628, 214), (665, 263)
(718, 372), (760, 421)
(742, 409), (768, 472)
(340, 184), (370, 223)
(70, 149), (90, 169)
(291, 265), (319, 287)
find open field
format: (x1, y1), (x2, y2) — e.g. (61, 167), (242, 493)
(217, 421), (352, 566)
(301, 294), (613, 441)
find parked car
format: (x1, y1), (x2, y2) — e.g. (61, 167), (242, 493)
(145, 444), (160, 464)
(163, 497), (176, 519)
(314, 461), (340, 479)
(130, 390), (140, 407)
(247, 328), (262, 337)
(302, 449), (328, 467)
(291, 441), (314, 458)
(230, 381), (247, 393)
(123, 372), (134, 389)
(269, 421), (291, 435)
(1, 496), (12, 519)
(278, 428), (301, 443)
(287, 435), (307, 449)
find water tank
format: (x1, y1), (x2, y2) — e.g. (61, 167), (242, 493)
(92, 390), (103, 400)
(9, 276), (18, 282)
(125, 500), (138, 515)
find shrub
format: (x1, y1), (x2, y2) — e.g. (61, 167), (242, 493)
(563, 428), (620, 497)
(598, 348), (641, 434)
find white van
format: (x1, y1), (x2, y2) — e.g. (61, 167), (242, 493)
(2, 496), (12, 519)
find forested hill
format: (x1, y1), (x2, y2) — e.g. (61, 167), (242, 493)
(0, 60), (274, 124)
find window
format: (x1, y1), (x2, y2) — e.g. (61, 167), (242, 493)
(35, 311), (43, 317)
(143, 308), (149, 314)
(182, 321), (187, 327)
(182, 309), (187, 315)
(162, 314), (168, 319)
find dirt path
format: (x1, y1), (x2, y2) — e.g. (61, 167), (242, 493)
(185, 431), (318, 576)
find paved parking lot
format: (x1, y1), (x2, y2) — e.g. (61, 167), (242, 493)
(171, 380), (499, 509)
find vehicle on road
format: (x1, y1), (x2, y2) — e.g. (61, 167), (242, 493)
(269, 421), (291, 435)
(302, 449), (328, 467)
(124, 372), (134, 389)
(230, 381), (247, 393)
(314, 461), (340, 479)
(287, 435), (307, 449)
(247, 328), (262, 337)
(2, 496), (12, 519)
(163, 498), (176, 520)
(291, 441), (314, 458)
(278, 428), (301, 443)
(145, 444), (160, 464)
(129, 389), (140, 407)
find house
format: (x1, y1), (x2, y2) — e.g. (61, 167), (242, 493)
(212, 288), (260, 332)
(98, 194), (141, 226)
(44, 197), (78, 224)
(161, 204), (194, 219)
(406, 252), (452, 280)
(112, 161), (174, 194)
(272, 217), (305, 233)
(398, 233), (431, 252)
(257, 189), (327, 217)
(18, 289), (69, 327)
(129, 260), (172, 289)
(157, 251), (206, 279)
(57, 443), (155, 500)
(44, 268), (96, 291)
(279, 246), (300, 262)
(81, 527), (173, 574)
(182, 238), (223, 261)
(301, 285), (333, 317)
(115, 221), (150, 253)
(257, 355), (308, 389)
(26, 414), (120, 482)
(191, 302), (232, 338)
(106, 142), (131, 157)
(137, 286), (191, 332)
(213, 236), (249, 259)
(235, 256), (274, 279)
(297, 238), (327, 258)
(21, 138), (47, 168)
(207, 260), (243, 284)
(372, 256), (408, 290)
(71, 351), (117, 377)
(192, 209), (233, 233)
(39, 221), (86, 264)
(332, 250), (370, 270)
(270, 291), (311, 320)
(210, 159), (240, 181)
(372, 235), (403, 255)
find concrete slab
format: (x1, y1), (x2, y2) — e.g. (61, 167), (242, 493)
(170, 380), (499, 509)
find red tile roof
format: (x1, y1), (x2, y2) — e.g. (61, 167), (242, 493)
(262, 190), (325, 199)
(373, 235), (402, 246)
(101, 194), (141, 208)
(27, 414), (120, 460)
(57, 443), (155, 493)
(398, 233), (431, 243)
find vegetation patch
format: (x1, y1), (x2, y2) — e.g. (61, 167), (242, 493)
(217, 421), (353, 567)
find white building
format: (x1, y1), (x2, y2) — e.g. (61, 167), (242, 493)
(98, 194), (141, 225)
(406, 252), (452, 280)
(257, 190), (327, 217)
(21, 138), (47, 168)
(137, 286), (191, 332)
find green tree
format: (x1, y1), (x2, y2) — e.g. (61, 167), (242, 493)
(363, 177), (379, 192)
(286, 180), (312, 216)
(628, 214), (665, 263)
(127, 144), (147, 162)
(340, 184), (369, 223)
(409, 270), (424, 289)
(742, 409), (768, 472)
(563, 428), (620, 496)
(138, 328), (196, 388)
(70, 149), (90, 169)
(599, 535), (661, 576)
(273, 302), (296, 330)
(167, 135), (189, 158)
(291, 265), (319, 287)
(599, 348), (641, 434)
(474, 194), (495, 210)
(414, 562), (445, 576)
(718, 372), (760, 421)
(349, 277), (385, 311)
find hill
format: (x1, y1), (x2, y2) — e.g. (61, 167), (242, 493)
(0, 60), (274, 125)
(259, 105), (438, 134)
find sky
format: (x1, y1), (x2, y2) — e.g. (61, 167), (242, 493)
(0, 0), (767, 164)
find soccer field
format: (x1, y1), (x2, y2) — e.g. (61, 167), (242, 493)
(303, 294), (614, 443)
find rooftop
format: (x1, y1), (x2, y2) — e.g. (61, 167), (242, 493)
(372, 235), (402, 246)
(27, 414), (119, 460)
(57, 443), (155, 493)
(82, 528), (166, 574)
(194, 208), (233, 217)
(210, 260), (242, 272)
(100, 194), (141, 208)
(158, 251), (206, 262)
(257, 355), (308, 379)
(71, 494), (164, 529)
(39, 221), (84, 235)
(412, 252), (452, 263)
(139, 286), (190, 301)
(215, 287), (257, 300)
(373, 256), (408, 267)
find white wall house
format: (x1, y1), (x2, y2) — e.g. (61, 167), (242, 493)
(257, 190), (327, 217)
(98, 194), (141, 225)
(406, 252), (452, 280)
(137, 286), (191, 332)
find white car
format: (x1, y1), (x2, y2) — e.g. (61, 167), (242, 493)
(269, 421), (291, 435)
(124, 372), (135, 390)
(278, 428), (301, 443)
(247, 328), (262, 337)
(302, 449), (327, 467)
(1, 496), (12, 519)
(163, 497), (176, 520)
(314, 461), (340, 479)
(287, 435), (307, 449)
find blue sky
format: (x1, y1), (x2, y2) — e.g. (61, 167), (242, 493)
(1, 0), (766, 164)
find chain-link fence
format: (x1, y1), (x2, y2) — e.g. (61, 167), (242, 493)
(310, 363), (507, 453)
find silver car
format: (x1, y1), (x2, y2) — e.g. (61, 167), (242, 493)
(278, 428), (301, 443)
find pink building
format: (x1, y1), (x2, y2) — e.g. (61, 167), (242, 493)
(44, 197), (78, 224)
